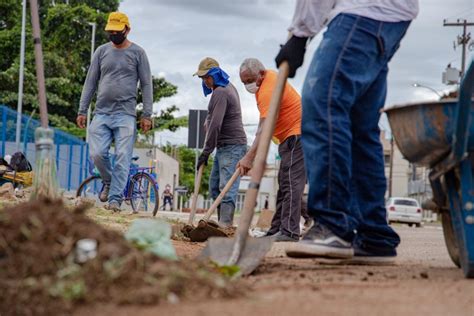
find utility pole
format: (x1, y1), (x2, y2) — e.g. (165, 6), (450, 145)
(15, 0), (27, 152)
(443, 19), (474, 78)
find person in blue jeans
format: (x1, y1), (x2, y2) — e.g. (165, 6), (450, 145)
(77, 12), (153, 212)
(194, 57), (247, 227)
(276, 1), (419, 263)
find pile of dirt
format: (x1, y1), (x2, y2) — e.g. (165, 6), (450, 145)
(178, 222), (237, 243)
(0, 199), (241, 316)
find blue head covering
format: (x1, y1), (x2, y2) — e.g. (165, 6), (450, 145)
(201, 67), (230, 96)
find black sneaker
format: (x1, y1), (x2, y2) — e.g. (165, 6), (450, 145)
(345, 245), (397, 265)
(99, 185), (110, 203)
(285, 222), (353, 259)
(265, 231), (279, 237)
(274, 233), (299, 242)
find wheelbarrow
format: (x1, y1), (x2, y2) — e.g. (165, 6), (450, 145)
(384, 59), (474, 278)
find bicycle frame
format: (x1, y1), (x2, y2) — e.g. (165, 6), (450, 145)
(124, 166), (159, 201)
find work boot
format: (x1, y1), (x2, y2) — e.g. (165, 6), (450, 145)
(105, 201), (121, 213)
(218, 202), (235, 228)
(99, 184), (110, 203)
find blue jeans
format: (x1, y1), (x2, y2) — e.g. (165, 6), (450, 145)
(88, 113), (136, 205)
(209, 144), (247, 224)
(301, 14), (410, 253)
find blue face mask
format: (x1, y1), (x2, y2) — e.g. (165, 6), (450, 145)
(202, 80), (212, 96)
(200, 67), (230, 97)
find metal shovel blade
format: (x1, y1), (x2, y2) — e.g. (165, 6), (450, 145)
(200, 236), (273, 276)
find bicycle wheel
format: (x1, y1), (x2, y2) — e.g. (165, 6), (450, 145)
(128, 173), (159, 215)
(76, 175), (103, 202)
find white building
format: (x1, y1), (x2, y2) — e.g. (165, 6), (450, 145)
(237, 163), (280, 211)
(133, 147), (180, 209)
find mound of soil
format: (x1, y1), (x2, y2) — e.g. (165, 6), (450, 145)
(0, 199), (241, 316)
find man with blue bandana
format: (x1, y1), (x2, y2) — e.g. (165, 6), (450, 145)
(194, 57), (247, 227)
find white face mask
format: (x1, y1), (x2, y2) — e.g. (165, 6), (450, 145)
(245, 82), (259, 94)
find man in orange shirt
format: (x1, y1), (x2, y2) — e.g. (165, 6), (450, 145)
(237, 58), (306, 242)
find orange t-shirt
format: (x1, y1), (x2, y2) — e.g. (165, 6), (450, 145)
(256, 70), (301, 144)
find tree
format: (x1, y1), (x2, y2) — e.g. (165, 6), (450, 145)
(0, 1), (182, 139)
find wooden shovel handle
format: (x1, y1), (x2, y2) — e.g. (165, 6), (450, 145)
(187, 164), (204, 225)
(29, 0), (49, 128)
(202, 169), (240, 221)
(227, 62), (290, 265)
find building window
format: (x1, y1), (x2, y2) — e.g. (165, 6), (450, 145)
(236, 192), (246, 211)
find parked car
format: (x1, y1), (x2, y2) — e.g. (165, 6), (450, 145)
(386, 197), (422, 227)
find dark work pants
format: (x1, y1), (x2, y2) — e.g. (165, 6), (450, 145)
(301, 197), (311, 222)
(268, 135), (306, 238)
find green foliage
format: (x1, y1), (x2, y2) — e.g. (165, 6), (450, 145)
(0, 0), (180, 138)
(137, 77), (178, 106)
(214, 264), (241, 278)
(161, 144), (213, 198)
(49, 263), (87, 301)
(49, 279), (86, 301)
(136, 105), (188, 145)
(153, 105), (188, 132)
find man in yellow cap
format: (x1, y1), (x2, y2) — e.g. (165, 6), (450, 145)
(76, 12), (153, 212)
(194, 57), (247, 227)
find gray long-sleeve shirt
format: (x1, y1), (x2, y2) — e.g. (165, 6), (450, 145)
(78, 42), (153, 118)
(202, 83), (247, 156)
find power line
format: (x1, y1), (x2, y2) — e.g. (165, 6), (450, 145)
(444, 7), (474, 21)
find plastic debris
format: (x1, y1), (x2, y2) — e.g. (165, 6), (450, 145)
(125, 219), (178, 260)
(75, 238), (97, 263)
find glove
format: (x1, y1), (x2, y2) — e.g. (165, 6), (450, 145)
(275, 35), (308, 78)
(197, 153), (209, 171)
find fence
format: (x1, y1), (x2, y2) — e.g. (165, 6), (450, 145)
(0, 105), (89, 192)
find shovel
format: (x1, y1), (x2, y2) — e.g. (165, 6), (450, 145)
(200, 62), (290, 276)
(188, 169), (241, 242)
(187, 164), (204, 225)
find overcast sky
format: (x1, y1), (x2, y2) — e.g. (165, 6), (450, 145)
(120, 0), (474, 148)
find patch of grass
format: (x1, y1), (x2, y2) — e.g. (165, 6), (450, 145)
(49, 279), (86, 301)
(49, 263), (86, 301)
(213, 264), (241, 278)
(86, 207), (134, 232)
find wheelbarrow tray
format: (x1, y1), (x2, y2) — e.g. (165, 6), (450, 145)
(384, 99), (474, 168)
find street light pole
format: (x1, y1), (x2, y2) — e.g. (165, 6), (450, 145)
(412, 83), (442, 98)
(15, 0), (27, 152)
(85, 22), (96, 143)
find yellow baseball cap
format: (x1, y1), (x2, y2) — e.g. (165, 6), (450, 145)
(194, 57), (219, 76)
(105, 12), (130, 32)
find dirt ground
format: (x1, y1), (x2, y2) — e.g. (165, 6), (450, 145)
(76, 222), (474, 316)
(0, 201), (239, 315)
